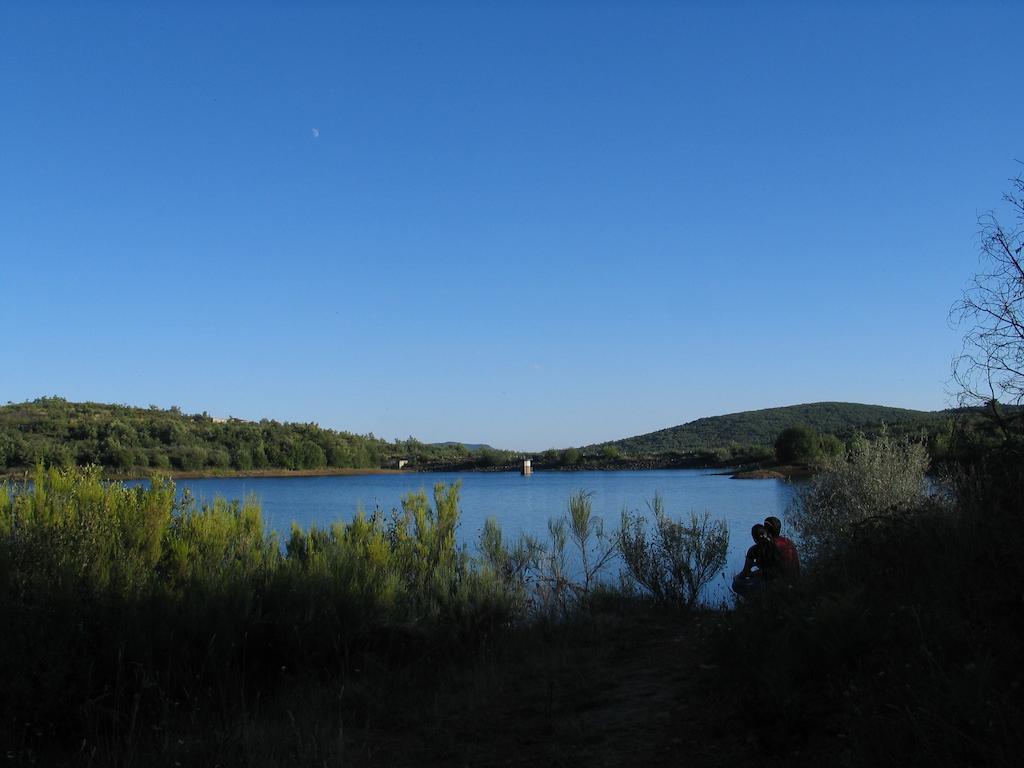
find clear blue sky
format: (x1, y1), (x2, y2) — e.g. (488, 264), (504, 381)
(2, 1), (1021, 450)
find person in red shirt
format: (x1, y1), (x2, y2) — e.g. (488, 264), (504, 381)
(764, 516), (800, 579)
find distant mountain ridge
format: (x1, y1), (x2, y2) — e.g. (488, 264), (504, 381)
(601, 402), (955, 454)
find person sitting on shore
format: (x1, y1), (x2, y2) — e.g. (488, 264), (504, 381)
(764, 516), (800, 579)
(740, 523), (779, 580)
(732, 523), (779, 598)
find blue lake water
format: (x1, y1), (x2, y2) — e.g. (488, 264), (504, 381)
(154, 469), (797, 604)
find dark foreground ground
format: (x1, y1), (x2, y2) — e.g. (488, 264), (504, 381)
(353, 610), (735, 767)
(143, 605), (833, 768)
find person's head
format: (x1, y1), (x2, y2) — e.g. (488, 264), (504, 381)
(764, 516), (782, 538)
(751, 523), (768, 543)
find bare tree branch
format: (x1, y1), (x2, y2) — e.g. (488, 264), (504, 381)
(951, 169), (1024, 417)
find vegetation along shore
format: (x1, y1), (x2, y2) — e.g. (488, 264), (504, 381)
(1, 397), (1011, 481)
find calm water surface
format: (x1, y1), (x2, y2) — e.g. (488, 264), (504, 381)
(164, 469), (797, 603)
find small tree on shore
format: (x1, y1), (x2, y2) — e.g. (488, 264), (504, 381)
(618, 495), (729, 608)
(774, 425), (820, 463)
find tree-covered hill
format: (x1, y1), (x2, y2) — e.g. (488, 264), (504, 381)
(600, 402), (960, 455)
(2, 397), (1001, 476)
(0, 398), (475, 474)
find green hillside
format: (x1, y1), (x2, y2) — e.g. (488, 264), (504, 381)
(0, 397), (995, 476)
(0, 397), (473, 475)
(602, 402), (958, 454)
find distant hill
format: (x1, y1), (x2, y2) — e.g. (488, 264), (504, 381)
(1, 397), (995, 475)
(0, 397), (470, 474)
(601, 402), (958, 454)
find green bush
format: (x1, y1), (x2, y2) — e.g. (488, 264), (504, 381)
(1, 465), (175, 599)
(789, 429), (930, 561)
(619, 494), (729, 608)
(817, 432), (844, 458)
(601, 444), (621, 460)
(174, 445), (207, 470)
(478, 516), (536, 614)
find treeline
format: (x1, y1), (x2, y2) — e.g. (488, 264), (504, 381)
(526, 442), (774, 470)
(768, 407), (1018, 469)
(0, 398), (388, 472)
(0, 398), (482, 474)
(2, 397), (1012, 478)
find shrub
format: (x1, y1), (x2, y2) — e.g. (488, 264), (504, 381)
(291, 440), (327, 469)
(149, 449), (171, 469)
(817, 432), (844, 458)
(788, 429), (930, 561)
(478, 517), (536, 596)
(618, 494), (729, 608)
(174, 445), (207, 470)
(206, 446), (232, 468)
(0, 464), (176, 599)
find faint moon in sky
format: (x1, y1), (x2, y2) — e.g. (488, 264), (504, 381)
(311, 128), (320, 139)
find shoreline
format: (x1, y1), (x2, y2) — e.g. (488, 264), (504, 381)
(1, 467), (413, 482)
(730, 464), (810, 480)
(115, 467), (413, 481)
(2, 463), (808, 482)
